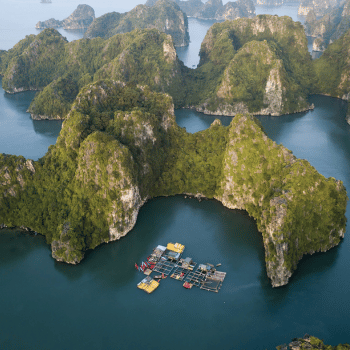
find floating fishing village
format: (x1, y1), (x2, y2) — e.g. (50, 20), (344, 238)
(136, 243), (227, 294)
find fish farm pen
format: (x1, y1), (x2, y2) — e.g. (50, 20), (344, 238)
(136, 243), (227, 294)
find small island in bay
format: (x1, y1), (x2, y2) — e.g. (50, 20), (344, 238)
(36, 4), (95, 30)
(85, 0), (190, 47)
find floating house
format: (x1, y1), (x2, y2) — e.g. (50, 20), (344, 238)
(167, 242), (185, 254)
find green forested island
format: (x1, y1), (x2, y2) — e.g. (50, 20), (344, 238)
(0, 80), (347, 287)
(0, 15), (324, 120)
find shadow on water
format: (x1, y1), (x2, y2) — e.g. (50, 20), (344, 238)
(175, 109), (232, 133)
(257, 110), (309, 143)
(2, 88), (37, 113)
(0, 229), (48, 269)
(32, 119), (63, 137)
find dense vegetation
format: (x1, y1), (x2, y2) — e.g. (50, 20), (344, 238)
(84, 0), (189, 47)
(187, 15), (315, 114)
(313, 28), (350, 98)
(277, 335), (350, 350)
(0, 81), (347, 287)
(0, 28), (187, 119)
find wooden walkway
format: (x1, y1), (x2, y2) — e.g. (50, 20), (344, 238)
(200, 271), (227, 293)
(184, 267), (207, 287)
(153, 258), (176, 276)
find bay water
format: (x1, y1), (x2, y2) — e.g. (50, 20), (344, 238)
(1, 2), (350, 349)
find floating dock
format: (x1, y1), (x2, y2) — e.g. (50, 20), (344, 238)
(136, 242), (226, 293)
(137, 276), (159, 294)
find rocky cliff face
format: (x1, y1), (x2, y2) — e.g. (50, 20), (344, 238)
(85, 0), (190, 47)
(36, 4), (95, 30)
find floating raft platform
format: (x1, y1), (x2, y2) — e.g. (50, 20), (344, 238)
(153, 258), (176, 276)
(137, 276), (159, 294)
(200, 271), (227, 293)
(136, 242), (226, 293)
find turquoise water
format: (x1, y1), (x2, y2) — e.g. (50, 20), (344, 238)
(2, 2), (350, 349)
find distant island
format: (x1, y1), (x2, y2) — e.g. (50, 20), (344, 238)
(36, 4), (95, 30)
(84, 0), (190, 47)
(145, 0), (256, 21)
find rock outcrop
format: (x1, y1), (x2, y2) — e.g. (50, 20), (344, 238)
(84, 0), (190, 47)
(35, 4), (95, 30)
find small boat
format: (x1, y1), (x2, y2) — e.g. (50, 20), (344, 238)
(154, 275), (163, 279)
(183, 282), (193, 289)
(216, 263), (222, 267)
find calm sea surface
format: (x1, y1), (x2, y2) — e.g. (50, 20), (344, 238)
(1, 2), (350, 350)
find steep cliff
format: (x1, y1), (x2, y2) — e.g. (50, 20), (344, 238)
(215, 115), (347, 287)
(2, 82), (345, 287)
(84, 0), (189, 47)
(35, 4), (95, 30)
(188, 15), (314, 116)
(313, 27), (350, 99)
